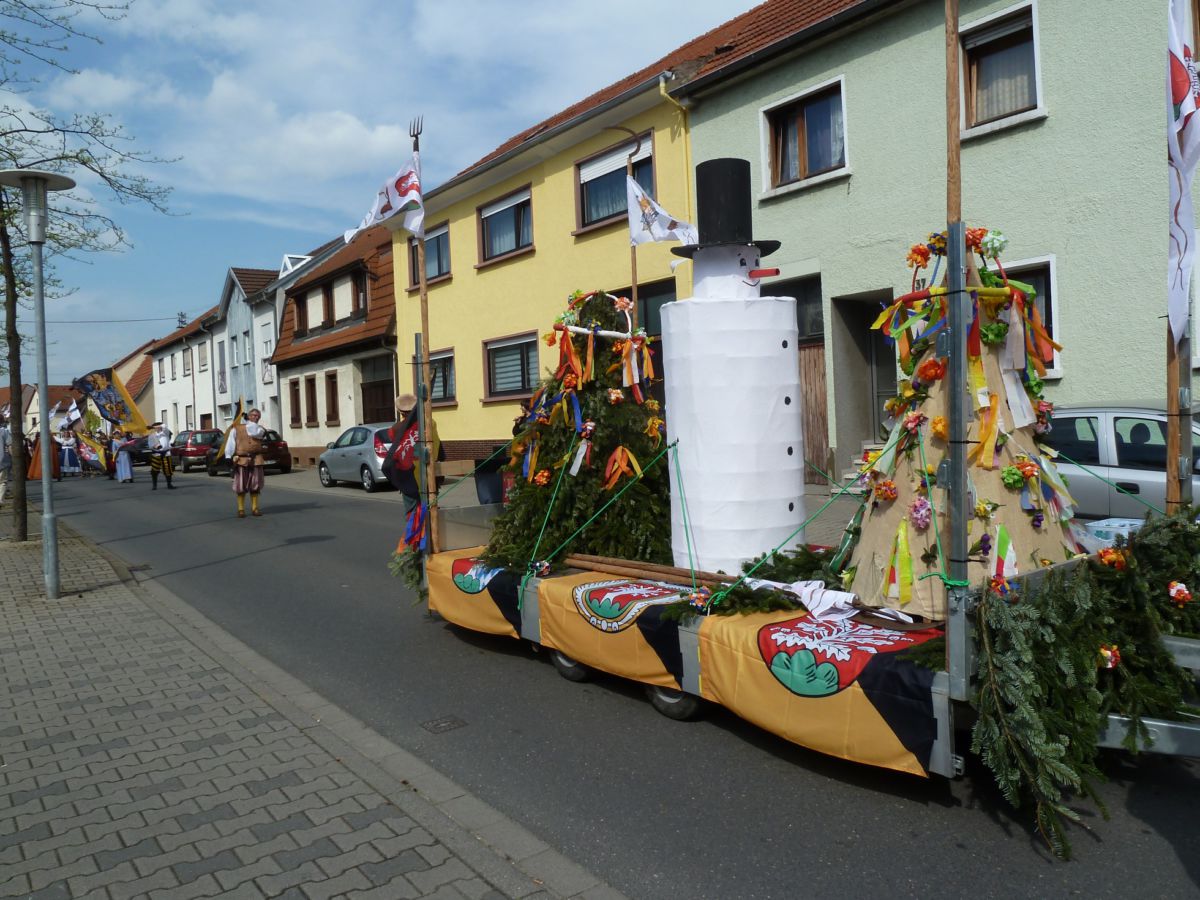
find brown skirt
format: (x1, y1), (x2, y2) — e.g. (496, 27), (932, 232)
(232, 464), (264, 494)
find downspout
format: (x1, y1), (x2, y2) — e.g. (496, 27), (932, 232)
(659, 73), (693, 225)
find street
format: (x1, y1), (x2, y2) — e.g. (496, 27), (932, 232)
(51, 468), (1200, 899)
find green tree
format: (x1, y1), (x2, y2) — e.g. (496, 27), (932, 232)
(0, 0), (172, 540)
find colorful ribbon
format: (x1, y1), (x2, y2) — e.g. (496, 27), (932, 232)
(603, 446), (643, 490)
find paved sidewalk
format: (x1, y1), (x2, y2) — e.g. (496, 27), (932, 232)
(0, 511), (625, 900)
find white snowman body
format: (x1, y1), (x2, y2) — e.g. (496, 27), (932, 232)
(660, 243), (806, 575)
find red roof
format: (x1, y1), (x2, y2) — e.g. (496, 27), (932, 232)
(0, 384), (35, 417)
(231, 267), (277, 297)
(148, 305), (219, 354)
(125, 354), (154, 400)
(43, 385), (80, 410)
(453, 0), (867, 182)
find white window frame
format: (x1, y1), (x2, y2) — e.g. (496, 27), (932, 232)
(758, 74), (850, 201)
(960, 1), (1046, 142)
(198, 343), (209, 372)
(428, 350), (456, 403)
(1003, 252), (1060, 379)
(484, 333), (538, 397)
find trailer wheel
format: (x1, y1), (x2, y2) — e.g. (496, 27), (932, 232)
(550, 650), (590, 682)
(645, 685), (702, 721)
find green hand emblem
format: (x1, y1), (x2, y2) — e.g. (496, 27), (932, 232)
(770, 649), (839, 697)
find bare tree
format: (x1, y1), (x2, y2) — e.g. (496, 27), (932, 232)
(1, 0), (172, 539)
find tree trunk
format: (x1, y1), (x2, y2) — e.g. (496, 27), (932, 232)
(1, 197), (28, 541)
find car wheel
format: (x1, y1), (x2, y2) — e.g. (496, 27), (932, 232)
(644, 685), (702, 721)
(277, 463), (292, 474)
(319, 463), (334, 487)
(207, 464), (218, 477)
(550, 649), (591, 682)
(361, 466), (378, 493)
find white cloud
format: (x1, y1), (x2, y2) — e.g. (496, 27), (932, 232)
(42, 68), (178, 111)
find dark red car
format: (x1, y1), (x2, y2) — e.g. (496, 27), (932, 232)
(170, 429), (223, 472)
(205, 428), (292, 476)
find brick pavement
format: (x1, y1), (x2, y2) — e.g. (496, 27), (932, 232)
(0, 511), (626, 900)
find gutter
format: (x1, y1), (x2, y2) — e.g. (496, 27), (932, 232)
(670, 0), (896, 100)
(425, 74), (665, 203)
(658, 73), (693, 225)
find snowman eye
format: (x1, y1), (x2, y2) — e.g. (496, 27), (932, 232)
(739, 257), (747, 267)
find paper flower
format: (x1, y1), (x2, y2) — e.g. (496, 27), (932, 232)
(917, 357), (946, 382)
(1169, 581), (1192, 608)
(613, 296), (634, 312)
(860, 449), (881, 471)
(975, 499), (999, 519)
(1098, 547), (1127, 570)
(686, 586), (712, 612)
(1031, 512), (1044, 529)
(926, 231), (948, 255)
(543, 331), (557, 347)
(645, 399), (661, 413)
(556, 310), (579, 327)
(906, 243), (931, 269)
(874, 480), (898, 502)
(533, 560), (551, 577)
(611, 340), (627, 355)
(909, 496), (932, 531)
(980, 322), (1009, 345)
(1098, 643), (1121, 669)
(561, 373), (578, 390)
(903, 411), (928, 434)
(580, 419), (596, 440)
(533, 469), (551, 486)
(1001, 465), (1025, 490)
(989, 575), (1011, 597)
(966, 227), (989, 253)
(607, 389), (624, 405)
(931, 416), (948, 441)
(1015, 457), (1039, 480)
(981, 229), (1008, 258)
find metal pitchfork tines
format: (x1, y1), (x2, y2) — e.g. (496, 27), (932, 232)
(409, 116), (422, 151)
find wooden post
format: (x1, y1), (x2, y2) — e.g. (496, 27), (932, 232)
(411, 117), (439, 554)
(946, 0), (961, 223)
(1166, 321), (1194, 512)
(627, 152), (639, 331)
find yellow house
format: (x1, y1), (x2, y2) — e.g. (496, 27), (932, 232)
(391, 43), (717, 461)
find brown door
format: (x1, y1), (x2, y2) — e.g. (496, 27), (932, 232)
(798, 342), (829, 484)
(361, 381), (393, 424)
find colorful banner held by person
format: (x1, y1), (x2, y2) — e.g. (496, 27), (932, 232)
(72, 368), (148, 434)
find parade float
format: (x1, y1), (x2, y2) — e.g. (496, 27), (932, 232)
(392, 153), (1200, 858)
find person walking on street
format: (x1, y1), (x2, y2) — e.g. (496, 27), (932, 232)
(224, 408), (266, 518)
(112, 429), (134, 483)
(147, 422), (176, 490)
(59, 428), (81, 477)
(0, 415), (11, 507)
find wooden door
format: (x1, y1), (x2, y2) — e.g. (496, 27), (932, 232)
(798, 342), (828, 484)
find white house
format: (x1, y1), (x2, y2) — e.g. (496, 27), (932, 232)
(146, 308), (218, 434)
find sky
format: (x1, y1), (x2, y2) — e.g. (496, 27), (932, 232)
(10, 0), (760, 386)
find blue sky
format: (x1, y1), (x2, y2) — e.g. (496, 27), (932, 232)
(16, 0), (758, 385)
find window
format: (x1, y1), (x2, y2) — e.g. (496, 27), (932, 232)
(183, 350), (191, 376)
(217, 342), (226, 392)
(1114, 417), (1166, 472)
(161, 409), (167, 427)
(767, 80), (846, 188)
(289, 378), (301, 426)
(770, 276), (824, 343)
(322, 284), (334, 326)
(199, 343), (208, 372)
(171, 403), (178, 430)
(485, 334), (538, 397)
(1004, 257), (1058, 375)
(963, 8), (1038, 128)
(231, 337), (239, 367)
(479, 188), (532, 262)
(414, 351), (456, 403)
(264, 338), (273, 358)
(170, 353), (177, 380)
(577, 138), (652, 227)
(352, 271), (367, 315)
(185, 404), (194, 430)
(304, 375), (318, 425)
(1042, 416), (1100, 466)
(243, 331), (251, 364)
(294, 296), (308, 334)
(158, 359), (165, 383)
(325, 371), (339, 425)
(410, 223), (450, 285)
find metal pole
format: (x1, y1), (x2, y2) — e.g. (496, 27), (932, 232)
(31, 235), (58, 599)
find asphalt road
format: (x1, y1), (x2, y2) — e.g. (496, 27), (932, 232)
(53, 467), (1200, 899)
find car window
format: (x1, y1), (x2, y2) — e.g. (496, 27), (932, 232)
(375, 428), (394, 444)
(1114, 417), (1166, 471)
(333, 429), (357, 449)
(1042, 416), (1101, 466)
(264, 431), (281, 442)
(351, 427), (370, 445)
(171, 432), (189, 447)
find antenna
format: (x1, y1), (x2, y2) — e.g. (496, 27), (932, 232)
(176, 311), (187, 329)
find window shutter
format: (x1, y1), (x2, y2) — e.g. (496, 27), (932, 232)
(579, 141), (651, 184)
(480, 188), (531, 220)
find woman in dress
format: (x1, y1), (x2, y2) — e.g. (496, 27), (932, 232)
(59, 429), (81, 476)
(112, 429), (134, 483)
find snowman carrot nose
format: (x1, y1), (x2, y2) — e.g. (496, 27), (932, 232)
(748, 268), (779, 279)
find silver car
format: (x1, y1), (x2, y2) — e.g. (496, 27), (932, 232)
(1038, 405), (1200, 518)
(317, 423), (395, 492)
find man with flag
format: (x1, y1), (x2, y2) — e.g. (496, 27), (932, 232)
(146, 421), (176, 491)
(222, 405), (267, 518)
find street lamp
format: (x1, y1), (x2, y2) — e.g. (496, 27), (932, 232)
(0, 168), (76, 600)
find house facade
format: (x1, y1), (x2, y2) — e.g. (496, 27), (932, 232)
(271, 225), (398, 467)
(24, 385), (79, 435)
(390, 39), (710, 459)
(209, 268), (278, 429)
(672, 0), (1165, 479)
(111, 339), (157, 430)
(147, 308), (218, 433)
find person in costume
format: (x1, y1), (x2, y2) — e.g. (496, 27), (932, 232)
(58, 428), (81, 477)
(112, 429), (134, 483)
(0, 415), (11, 506)
(223, 408), (267, 517)
(147, 421), (176, 490)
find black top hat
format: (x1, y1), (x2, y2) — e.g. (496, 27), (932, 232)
(671, 158), (780, 259)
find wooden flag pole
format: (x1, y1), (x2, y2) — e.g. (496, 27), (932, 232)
(1166, 320), (1194, 513)
(411, 117), (440, 553)
(607, 126), (642, 329)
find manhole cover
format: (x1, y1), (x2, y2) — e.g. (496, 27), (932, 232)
(421, 715), (467, 734)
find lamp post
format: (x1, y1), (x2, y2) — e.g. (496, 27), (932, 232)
(0, 168), (76, 600)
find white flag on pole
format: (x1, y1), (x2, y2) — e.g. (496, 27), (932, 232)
(345, 151), (425, 243)
(1168, 0), (1200, 344)
(67, 398), (81, 425)
(627, 176), (697, 247)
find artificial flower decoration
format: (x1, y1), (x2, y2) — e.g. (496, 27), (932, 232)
(580, 419), (596, 440)
(980, 229), (1008, 258)
(613, 295), (634, 312)
(543, 331), (557, 347)
(533, 468), (552, 487)
(1169, 581), (1193, 608)
(686, 586), (713, 612)
(931, 416), (949, 441)
(607, 388), (625, 405)
(926, 231), (948, 255)
(909, 496), (933, 531)
(1015, 457), (1039, 480)
(966, 226), (988, 253)
(1001, 465), (1025, 490)
(916, 357), (946, 382)
(644, 399), (661, 413)
(906, 243), (931, 269)
(611, 340), (626, 355)
(1098, 643), (1121, 669)
(980, 322), (1010, 345)
(975, 499), (1000, 520)
(874, 480), (899, 502)
(1098, 547), (1127, 570)
(903, 411), (928, 434)
(644, 416), (666, 446)
(533, 560), (552, 578)
(555, 309), (579, 328)
(989, 574), (1011, 597)
(1031, 512), (1045, 529)
(561, 372), (578, 390)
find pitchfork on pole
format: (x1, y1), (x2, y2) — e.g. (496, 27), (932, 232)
(409, 116), (422, 152)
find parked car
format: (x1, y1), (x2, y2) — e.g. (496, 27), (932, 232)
(170, 429), (223, 472)
(205, 429), (292, 476)
(125, 434), (153, 467)
(317, 423), (395, 492)
(1037, 405), (1200, 519)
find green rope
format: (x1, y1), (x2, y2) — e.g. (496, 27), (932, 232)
(914, 425), (969, 589)
(1052, 450), (1166, 517)
(672, 444), (698, 592)
(437, 439), (514, 502)
(518, 431), (578, 608)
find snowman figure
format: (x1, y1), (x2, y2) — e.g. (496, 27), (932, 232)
(660, 157), (805, 575)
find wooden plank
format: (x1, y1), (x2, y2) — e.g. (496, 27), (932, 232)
(798, 342), (829, 484)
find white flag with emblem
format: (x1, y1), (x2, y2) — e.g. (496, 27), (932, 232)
(345, 151), (425, 243)
(627, 176), (697, 247)
(1169, 0), (1200, 344)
